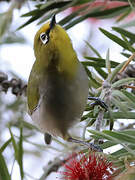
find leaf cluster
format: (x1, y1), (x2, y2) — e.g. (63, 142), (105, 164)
(81, 26), (135, 171)
(19, 0), (132, 29)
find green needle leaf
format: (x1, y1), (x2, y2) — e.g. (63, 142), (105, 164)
(0, 153), (11, 180)
(99, 28), (135, 52)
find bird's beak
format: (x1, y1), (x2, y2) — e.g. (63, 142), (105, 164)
(50, 14), (56, 30)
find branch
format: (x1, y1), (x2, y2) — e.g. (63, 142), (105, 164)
(95, 110), (104, 131)
(0, 71), (27, 96)
(39, 156), (73, 180)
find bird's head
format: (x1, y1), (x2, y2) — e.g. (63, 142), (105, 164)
(34, 15), (78, 77)
(34, 15), (74, 60)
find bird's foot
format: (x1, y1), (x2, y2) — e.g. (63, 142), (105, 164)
(88, 97), (108, 111)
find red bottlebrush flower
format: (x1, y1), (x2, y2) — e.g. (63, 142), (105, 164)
(67, 0), (129, 24)
(60, 153), (114, 180)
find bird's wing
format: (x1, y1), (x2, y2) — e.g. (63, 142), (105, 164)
(27, 61), (40, 115)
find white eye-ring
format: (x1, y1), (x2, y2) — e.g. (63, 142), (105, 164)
(40, 32), (49, 44)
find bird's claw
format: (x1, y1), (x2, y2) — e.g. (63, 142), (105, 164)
(88, 97), (108, 111)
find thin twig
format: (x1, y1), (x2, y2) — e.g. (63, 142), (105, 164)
(119, 122), (135, 131)
(119, 53), (135, 74)
(124, 85), (135, 90)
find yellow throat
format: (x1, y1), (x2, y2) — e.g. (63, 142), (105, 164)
(34, 17), (79, 79)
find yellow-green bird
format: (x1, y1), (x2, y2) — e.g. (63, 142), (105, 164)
(27, 15), (89, 145)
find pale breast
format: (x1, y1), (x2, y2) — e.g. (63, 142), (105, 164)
(31, 62), (89, 138)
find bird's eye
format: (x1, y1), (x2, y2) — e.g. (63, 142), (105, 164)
(40, 32), (49, 44)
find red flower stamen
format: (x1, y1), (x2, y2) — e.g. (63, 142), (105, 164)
(60, 153), (114, 180)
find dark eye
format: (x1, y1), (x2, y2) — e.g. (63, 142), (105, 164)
(40, 32), (49, 44)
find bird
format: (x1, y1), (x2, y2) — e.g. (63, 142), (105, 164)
(27, 15), (102, 151)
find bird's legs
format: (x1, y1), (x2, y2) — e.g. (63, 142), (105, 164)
(68, 137), (103, 152)
(67, 97), (108, 152)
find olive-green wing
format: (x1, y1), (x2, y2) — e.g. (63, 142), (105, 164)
(27, 61), (40, 114)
